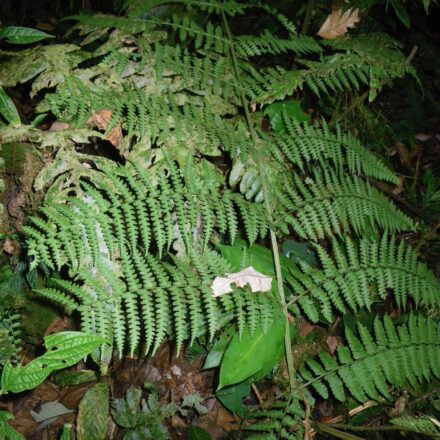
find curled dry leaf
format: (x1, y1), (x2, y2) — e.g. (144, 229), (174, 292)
(317, 8), (360, 40)
(210, 266), (272, 297)
(87, 109), (122, 149)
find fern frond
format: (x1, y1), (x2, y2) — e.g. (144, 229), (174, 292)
(289, 235), (440, 322)
(275, 169), (413, 241)
(235, 32), (321, 57)
(245, 397), (305, 440)
(301, 314), (440, 402)
(35, 250), (279, 356)
(391, 415), (440, 437)
(0, 310), (23, 365)
(270, 119), (398, 184)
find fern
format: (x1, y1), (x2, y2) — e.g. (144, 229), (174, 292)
(245, 397), (305, 440)
(36, 250), (279, 356)
(25, 158), (268, 271)
(300, 314), (440, 402)
(0, 310), (22, 365)
(275, 169), (413, 241)
(391, 415), (440, 437)
(289, 235), (440, 322)
(269, 119), (398, 184)
(245, 33), (415, 105)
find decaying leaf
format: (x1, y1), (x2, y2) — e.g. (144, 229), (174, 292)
(30, 401), (73, 430)
(317, 8), (360, 40)
(87, 109), (122, 149)
(210, 266), (272, 297)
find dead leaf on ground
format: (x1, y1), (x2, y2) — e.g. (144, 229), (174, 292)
(317, 8), (360, 40)
(2, 238), (21, 255)
(210, 266), (272, 297)
(325, 336), (338, 355)
(87, 109), (122, 149)
(299, 318), (316, 337)
(49, 121), (70, 131)
(44, 317), (73, 336)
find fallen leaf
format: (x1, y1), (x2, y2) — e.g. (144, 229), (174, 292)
(299, 318), (316, 337)
(49, 121), (70, 131)
(317, 8), (360, 40)
(87, 109), (122, 149)
(325, 336), (338, 355)
(30, 401), (72, 430)
(210, 266), (272, 297)
(2, 238), (20, 255)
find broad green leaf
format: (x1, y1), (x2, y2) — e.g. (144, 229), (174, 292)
(0, 411), (26, 440)
(0, 86), (20, 127)
(217, 240), (292, 281)
(77, 383), (109, 440)
(0, 332), (105, 394)
(186, 426), (212, 440)
(218, 315), (286, 389)
(264, 100), (310, 134)
(282, 240), (317, 266)
(388, 0), (410, 28)
(203, 326), (235, 369)
(52, 370), (98, 387)
(216, 381), (251, 416)
(0, 26), (54, 44)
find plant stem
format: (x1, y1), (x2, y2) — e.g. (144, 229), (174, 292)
(220, 8), (297, 393)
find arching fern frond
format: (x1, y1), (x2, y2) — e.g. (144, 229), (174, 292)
(301, 314), (440, 402)
(246, 33), (415, 105)
(269, 119), (398, 184)
(289, 235), (440, 322)
(24, 158), (267, 272)
(245, 396), (305, 440)
(36, 250), (280, 356)
(275, 170), (413, 241)
(234, 32), (321, 57)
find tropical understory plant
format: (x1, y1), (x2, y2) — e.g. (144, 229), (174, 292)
(0, 0), (439, 438)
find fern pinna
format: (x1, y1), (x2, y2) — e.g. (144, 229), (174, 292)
(301, 315), (440, 402)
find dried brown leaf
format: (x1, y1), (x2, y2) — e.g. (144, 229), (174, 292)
(210, 266), (272, 297)
(317, 8), (360, 40)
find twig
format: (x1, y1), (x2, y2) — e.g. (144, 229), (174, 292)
(251, 383), (264, 407)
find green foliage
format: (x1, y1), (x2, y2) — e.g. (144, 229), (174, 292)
(289, 235), (440, 322)
(0, 26), (54, 44)
(300, 314), (440, 402)
(1, 1), (439, 438)
(76, 383), (109, 440)
(244, 396), (305, 440)
(391, 415), (440, 437)
(218, 317), (287, 389)
(0, 86), (20, 127)
(111, 387), (176, 440)
(0, 411), (26, 440)
(0, 332), (105, 394)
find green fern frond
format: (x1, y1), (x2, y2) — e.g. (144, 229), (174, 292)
(275, 169), (413, 241)
(0, 310), (22, 365)
(36, 250), (279, 356)
(234, 32), (321, 57)
(391, 415), (440, 437)
(245, 397), (305, 440)
(289, 235), (440, 322)
(246, 39), (414, 105)
(270, 119), (398, 184)
(300, 314), (440, 402)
